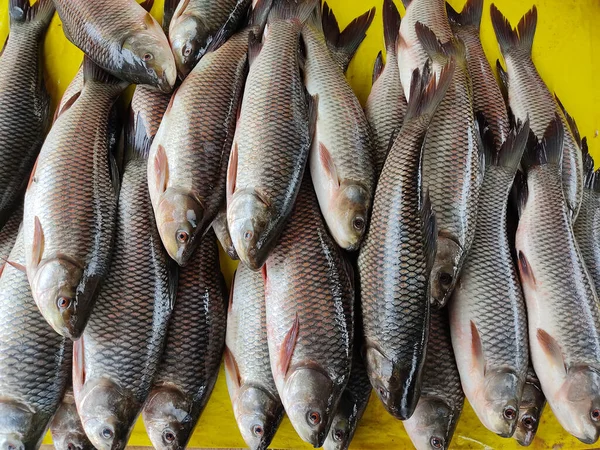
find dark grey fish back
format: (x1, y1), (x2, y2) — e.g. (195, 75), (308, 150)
(574, 189), (600, 297)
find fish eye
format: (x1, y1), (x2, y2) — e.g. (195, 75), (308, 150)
(67, 444), (74, 450)
(176, 230), (189, 244)
(143, 52), (154, 62)
(244, 230), (254, 241)
(252, 424), (264, 437)
(57, 296), (72, 311)
(163, 429), (176, 443)
(183, 43), (193, 57)
(430, 436), (444, 449)
(439, 272), (453, 287)
(522, 415), (535, 429)
(333, 429), (345, 442)
(352, 216), (365, 231)
(591, 409), (600, 421)
(307, 411), (321, 425)
(101, 427), (114, 440)
(377, 386), (388, 400)
(503, 406), (517, 420)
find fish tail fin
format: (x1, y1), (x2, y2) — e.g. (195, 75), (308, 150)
(496, 119), (530, 171)
(383, 0), (401, 56)
(400, 0), (412, 8)
(490, 4), (537, 58)
(415, 21), (466, 65)
(163, 0), (180, 33)
(555, 94), (581, 147)
(318, 2), (375, 72)
(580, 138), (600, 192)
(421, 189), (438, 272)
(496, 59), (509, 103)
(372, 51), (384, 85)
(404, 59), (455, 122)
(521, 116), (564, 172)
(250, 0), (274, 31)
(82, 56), (128, 90)
(139, 0), (155, 12)
(268, 0), (318, 24)
(446, 0), (483, 31)
(9, 0), (55, 28)
(126, 111), (153, 161)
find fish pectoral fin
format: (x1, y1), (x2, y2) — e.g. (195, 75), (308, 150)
(227, 142), (239, 203)
(31, 216), (45, 269)
(536, 328), (567, 374)
(470, 321), (486, 377)
(6, 260), (26, 273)
(279, 313), (300, 378)
(154, 144), (169, 195)
(73, 334), (86, 401)
(318, 142), (340, 188)
(517, 251), (536, 286)
(224, 346), (242, 389)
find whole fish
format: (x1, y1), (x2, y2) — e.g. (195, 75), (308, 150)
(23, 59), (125, 340)
(52, 0), (176, 92)
(50, 388), (95, 450)
(358, 62), (453, 420)
(212, 204), (239, 260)
(148, 28), (251, 266)
(397, 0), (453, 100)
(0, 202), (23, 273)
(0, 0), (54, 230)
(446, 0), (509, 150)
(516, 118), (600, 444)
(416, 24), (483, 308)
(364, 0), (407, 177)
(491, 5), (583, 219)
(513, 364), (545, 447)
(142, 230), (227, 450)
(0, 230), (72, 450)
(169, 0), (252, 77)
(449, 120), (530, 437)
(573, 141), (600, 296)
(225, 263), (283, 450)
(227, 0), (317, 270)
(73, 128), (175, 450)
(403, 308), (464, 450)
(264, 175), (354, 447)
(303, 4), (375, 250)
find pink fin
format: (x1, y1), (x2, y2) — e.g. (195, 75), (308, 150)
(6, 260), (26, 273)
(227, 142), (239, 203)
(319, 142), (339, 188)
(224, 346), (241, 389)
(470, 321), (485, 376)
(279, 313), (300, 378)
(518, 251), (536, 286)
(72, 335), (86, 402)
(228, 273), (236, 314)
(537, 328), (566, 373)
(261, 264), (268, 284)
(32, 216), (45, 269)
(154, 145), (169, 195)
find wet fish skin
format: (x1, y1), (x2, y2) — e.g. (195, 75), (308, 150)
(169, 0), (252, 78)
(227, 0), (317, 270)
(50, 388), (95, 450)
(142, 229), (227, 450)
(149, 29), (250, 267)
(0, 230), (72, 450)
(513, 364), (545, 447)
(225, 263), (283, 450)
(23, 60), (126, 340)
(490, 5), (583, 219)
(53, 0), (176, 92)
(264, 175), (354, 447)
(516, 118), (600, 444)
(364, 0), (407, 178)
(0, 0), (54, 230)
(212, 203), (239, 260)
(449, 121), (530, 437)
(404, 307), (464, 450)
(0, 202), (23, 272)
(358, 62), (454, 420)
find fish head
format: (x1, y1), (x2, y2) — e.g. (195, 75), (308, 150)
(142, 386), (194, 450)
(52, 432), (94, 450)
(31, 257), (84, 339)
(0, 401), (35, 450)
(323, 393), (355, 450)
(228, 191), (272, 270)
(156, 188), (205, 266)
(514, 381), (545, 446)
(429, 235), (462, 308)
(78, 378), (135, 450)
(364, 346), (417, 420)
(233, 385), (283, 450)
(330, 182), (370, 251)
(403, 396), (457, 450)
(169, 13), (208, 78)
(479, 369), (520, 437)
(283, 368), (335, 447)
(122, 21), (177, 93)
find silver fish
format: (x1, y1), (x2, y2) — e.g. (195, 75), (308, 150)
(50, 387), (95, 450)
(513, 364), (545, 447)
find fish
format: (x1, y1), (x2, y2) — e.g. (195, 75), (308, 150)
(73, 115), (176, 450)
(264, 174), (354, 447)
(446, 0), (509, 150)
(50, 387), (95, 450)
(227, 0), (317, 270)
(397, 0), (453, 101)
(0, 0), (54, 230)
(358, 61), (453, 419)
(52, 0), (176, 92)
(490, 4), (583, 219)
(416, 24), (484, 309)
(148, 26), (252, 267)
(573, 141), (600, 296)
(303, 3), (375, 251)
(516, 117), (600, 444)
(212, 203), (239, 260)
(23, 58), (126, 340)
(513, 364), (546, 447)
(0, 202), (23, 274)
(168, 0), (252, 77)
(0, 229), (72, 450)
(364, 0), (407, 178)
(225, 263), (284, 450)
(142, 230), (227, 450)
(449, 119), (530, 437)
(403, 307), (465, 450)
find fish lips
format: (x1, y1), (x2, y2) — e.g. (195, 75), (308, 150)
(234, 384), (283, 450)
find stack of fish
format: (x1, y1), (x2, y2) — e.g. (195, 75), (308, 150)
(0, 0), (598, 449)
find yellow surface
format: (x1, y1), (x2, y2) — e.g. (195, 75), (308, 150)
(1, 0), (599, 448)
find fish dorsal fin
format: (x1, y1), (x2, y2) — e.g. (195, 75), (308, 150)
(279, 313), (300, 378)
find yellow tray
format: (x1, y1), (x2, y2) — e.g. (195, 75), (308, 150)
(1, 0), (599, 448)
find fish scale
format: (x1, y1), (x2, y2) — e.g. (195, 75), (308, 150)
(131, 85), (171, 141)
(0, 203), (23, 266)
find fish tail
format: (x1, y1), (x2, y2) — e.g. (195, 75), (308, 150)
(400, 0), (411, 8)
(82, 56), (129, 89)
(404, 59), (455, 122)
(126, 111), (153, 162)
(446, 0), (483, 31)
(580, 138), (600, 192)
(317, 2), (375, 72)
(415, 22), (466, 65)
(521, 116), (564, 172)
(139, 0), (155, 12)
(490, 4), (537, 58)
(9, 0), (55, 28)
(478, 113), (530, 171)
(250, 0), (275, 32)
(162, 0), (180, 33)
(371, 51), (384, 85)
(268, 0), (319, 25)
(382, 0), (400, 55)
